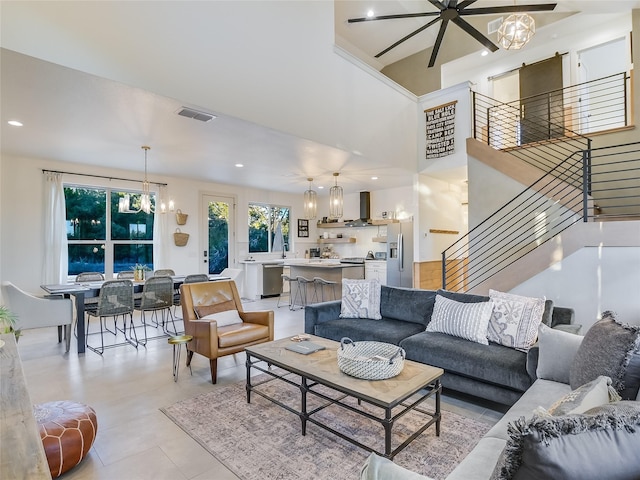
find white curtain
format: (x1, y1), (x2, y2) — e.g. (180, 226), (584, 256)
(43, 172), (68, 284)
(153, 186), (169, 269)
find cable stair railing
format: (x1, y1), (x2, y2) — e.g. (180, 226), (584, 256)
(442, 73), (636, 292)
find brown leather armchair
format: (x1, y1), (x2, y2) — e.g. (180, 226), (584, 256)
(180, 280), (274, 383)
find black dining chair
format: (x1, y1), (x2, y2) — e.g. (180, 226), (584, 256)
(85, 279), (136, 355)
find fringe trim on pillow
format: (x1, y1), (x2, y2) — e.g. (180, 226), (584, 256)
(496, 407), (640, 480)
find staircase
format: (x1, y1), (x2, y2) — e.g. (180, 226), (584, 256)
(442, 81), (639, 293)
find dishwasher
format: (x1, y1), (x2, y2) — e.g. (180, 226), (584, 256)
(262, 263), (284, 297)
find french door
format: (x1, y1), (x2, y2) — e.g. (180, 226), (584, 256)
(201, 194), (235, 274)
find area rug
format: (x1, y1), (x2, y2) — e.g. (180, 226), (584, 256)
(161, 374), (491, 480)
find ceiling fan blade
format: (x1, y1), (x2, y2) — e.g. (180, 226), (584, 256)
(428, 0), (447, 11)
(376, 16), (442, 58)
(461, 4), (557, 16)
(451, 16), (499, 52)
(348, 11), (440, 23)
(428, 18), (450, 68)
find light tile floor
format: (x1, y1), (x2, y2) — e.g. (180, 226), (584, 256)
(17, 297), (506, 480)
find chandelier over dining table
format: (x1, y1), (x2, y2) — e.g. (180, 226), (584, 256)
(118, 145), (174, 214)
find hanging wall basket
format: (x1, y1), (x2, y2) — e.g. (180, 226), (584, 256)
(173, 228), (189, 247)
(175, 209), (188, 225)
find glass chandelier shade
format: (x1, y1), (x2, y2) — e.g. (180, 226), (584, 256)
(303, 177), (317, 220)
(497, 13), (535, 50)
(118, 146), (173, 214)
(329, 172), (343, 219)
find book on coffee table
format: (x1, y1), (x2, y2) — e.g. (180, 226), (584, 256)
(285, 341), (326, 355)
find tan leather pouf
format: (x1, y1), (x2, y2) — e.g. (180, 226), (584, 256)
(33, 400), (98, 478)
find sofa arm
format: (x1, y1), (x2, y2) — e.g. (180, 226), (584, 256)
(304, 300), (341, 335)
(550, 306), (575, 328)
(526, 345), (540, 380)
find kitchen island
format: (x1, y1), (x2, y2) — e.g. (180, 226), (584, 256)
(285, 260), (364, 304)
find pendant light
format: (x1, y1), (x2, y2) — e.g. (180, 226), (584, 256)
(329, 172), (343, 219)
(497, 13), (535, 50)
(303, 177), (317, 220)
(118, 146), (170, 214)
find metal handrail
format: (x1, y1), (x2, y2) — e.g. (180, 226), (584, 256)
(442, 73), (633, 292)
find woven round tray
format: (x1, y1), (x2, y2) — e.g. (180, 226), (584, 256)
(337, 337), (405, 380)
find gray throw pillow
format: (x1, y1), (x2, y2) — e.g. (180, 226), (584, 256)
(535, 323), (583, 384)
(491, 402), (640, 480)
(569, 311), (640, 396)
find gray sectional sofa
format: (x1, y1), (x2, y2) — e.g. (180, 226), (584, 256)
(304, 285), (575, 406)
(360, 322), (640, 480)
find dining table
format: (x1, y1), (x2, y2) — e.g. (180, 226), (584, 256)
(40, 274), (229, 354)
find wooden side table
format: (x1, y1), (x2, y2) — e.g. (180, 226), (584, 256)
(167, 335), (193, 381)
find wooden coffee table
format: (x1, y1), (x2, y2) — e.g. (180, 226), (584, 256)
(245, 335), (444, 459)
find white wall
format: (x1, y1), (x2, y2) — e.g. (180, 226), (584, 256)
(511, 247), (640, 331)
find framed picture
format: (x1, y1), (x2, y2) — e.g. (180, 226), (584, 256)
(297, 219), (309, 237)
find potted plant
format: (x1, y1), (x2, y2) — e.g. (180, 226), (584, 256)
(0, 305), (20, 338)
(133, 264), (149, 282)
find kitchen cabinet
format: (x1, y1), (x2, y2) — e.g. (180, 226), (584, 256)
(365, 261), (387, 286)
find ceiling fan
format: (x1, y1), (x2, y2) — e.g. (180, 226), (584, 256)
(348, 0), (557, 67)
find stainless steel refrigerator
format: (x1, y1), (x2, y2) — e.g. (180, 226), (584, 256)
(386, 221), (413, 287)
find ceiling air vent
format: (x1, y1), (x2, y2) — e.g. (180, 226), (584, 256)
(487, 17), (503, 35)
(176, 107), (216, 123)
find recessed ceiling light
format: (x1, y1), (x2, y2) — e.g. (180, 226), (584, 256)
(481, 50), (489, 57)
(367, 10), (374, 18)
(235, 163), (244, 168)
(318, 186), (324, 189)
(8, 120), (23, 127)
(371, 176), (378, 180)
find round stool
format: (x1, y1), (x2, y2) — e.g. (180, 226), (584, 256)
(34, 400), (98, 478)
(168, 334), (193, 381)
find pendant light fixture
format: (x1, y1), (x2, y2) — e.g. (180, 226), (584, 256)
(118, 145), (170, 214)
(329, 172), (343, 220)
(497, 13), (535, 50)
(303, 177), (317, 220)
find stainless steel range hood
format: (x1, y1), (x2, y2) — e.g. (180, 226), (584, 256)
(345, 192), (371, 227)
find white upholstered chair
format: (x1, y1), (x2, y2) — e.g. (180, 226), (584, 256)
(1, 281), (73, 352)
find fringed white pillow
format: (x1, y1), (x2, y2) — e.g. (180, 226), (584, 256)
(487, 289), (546, 351)
(340, 279), (382, 320)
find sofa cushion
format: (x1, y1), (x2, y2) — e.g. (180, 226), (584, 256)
(491, 401), (640, 480)
(340, 279), (382, 320)
(487, 290), (546, 351)
(379, 286), (436, 326)
(401, 331), (532, 392)
(436, 289), (489, 304)
(360, 453), (434, 480)
(426, 295), (494, 345)
(536, 323), (583, 384)
(314, 318), (425, 345)
(569, 311), (640, 398)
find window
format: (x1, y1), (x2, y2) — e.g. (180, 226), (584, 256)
(65, 186), (155, 276)
(248, 203), (290, 254)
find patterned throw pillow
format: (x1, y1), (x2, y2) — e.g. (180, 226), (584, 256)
(425, 294), (493, 345)
(487, 290), (546, 351)
(340, 279), (382, 320)
(569, 311), (640, 397)
(540, 375), (620, 416)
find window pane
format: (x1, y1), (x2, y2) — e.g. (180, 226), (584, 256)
(249, 204), (269, 252)
(208, 201), (229, 274)
(111, 191), (154, 240)
(65, 187), (106, 240)
(271, 206), (290, 251)
(68, 244), (105, 276)
(114, 244), (153, 273)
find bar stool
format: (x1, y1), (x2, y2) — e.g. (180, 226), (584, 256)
(277, 274), (297, 310)
(293, 276), (315, 309)
(313, 277), (338, 302)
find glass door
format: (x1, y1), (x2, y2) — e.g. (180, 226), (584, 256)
(201, 194), (235, 274)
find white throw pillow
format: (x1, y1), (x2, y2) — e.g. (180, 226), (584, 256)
(487, 289), (546, 351)
(536, 323), (583, 384)
(425, 295), (493, 345)
(340, 279), (382, 320)
(199, 309), (243, 327)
